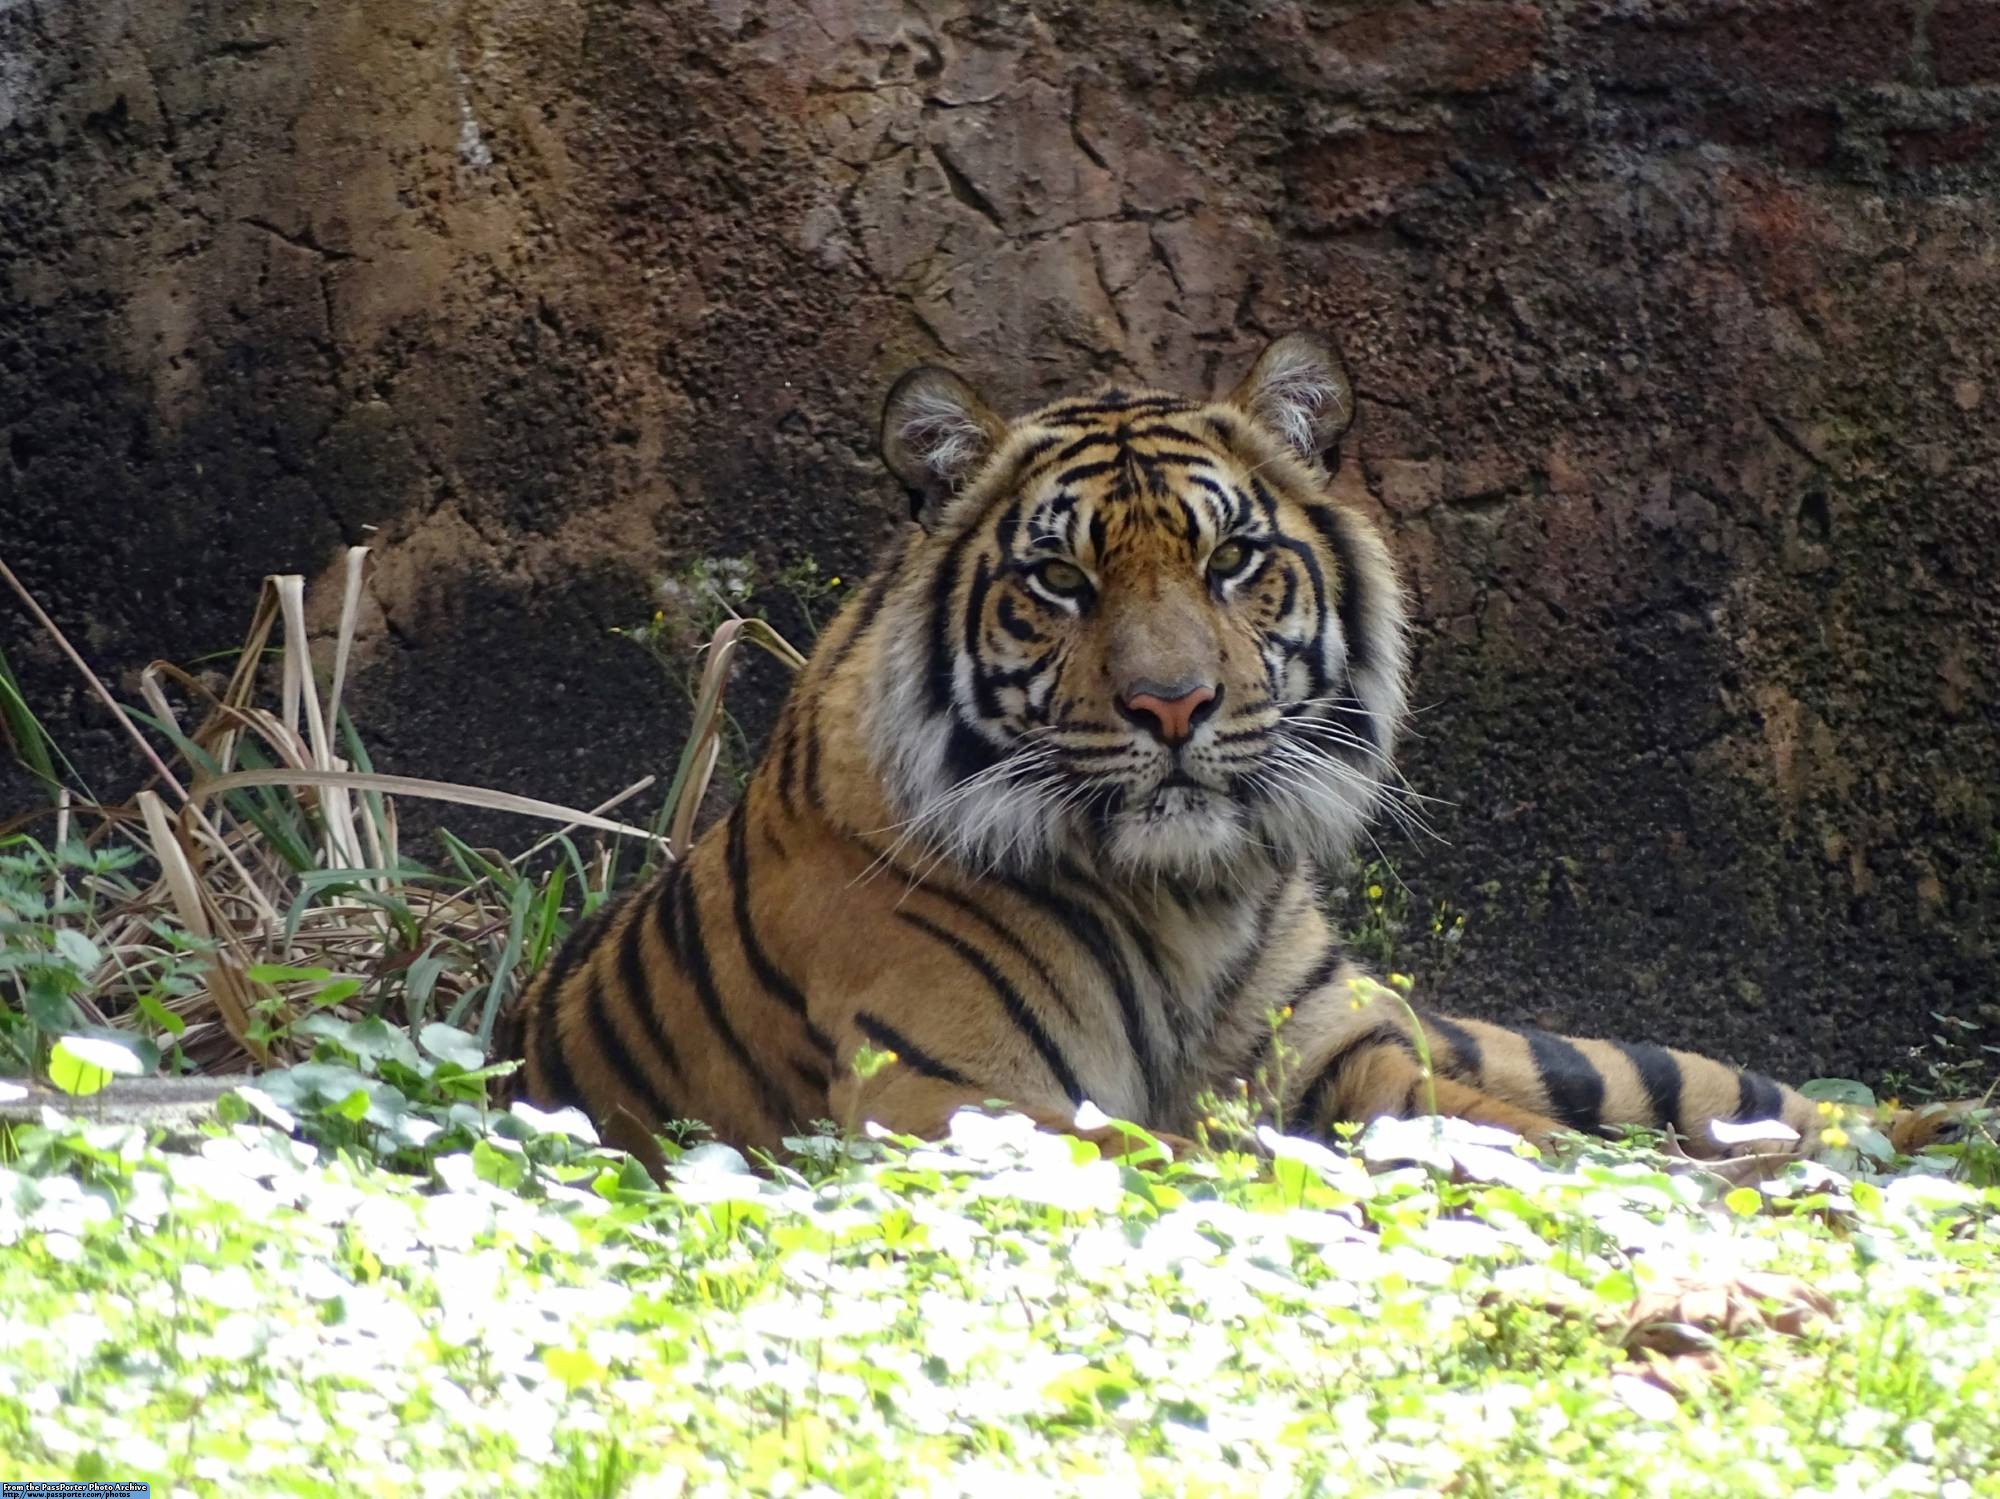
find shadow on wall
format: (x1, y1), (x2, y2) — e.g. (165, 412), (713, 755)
(2, 0), (1995, 1081)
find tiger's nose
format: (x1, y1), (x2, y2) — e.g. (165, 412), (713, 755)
(1116, 681), (1219, 746)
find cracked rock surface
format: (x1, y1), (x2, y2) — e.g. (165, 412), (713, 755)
(3, 0), (1996, 1081)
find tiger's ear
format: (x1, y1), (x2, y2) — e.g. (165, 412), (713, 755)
(880, 366), (1007, 527)
(1224, 331), (1356, 462)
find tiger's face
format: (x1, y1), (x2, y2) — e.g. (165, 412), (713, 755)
(867, 333), (1408, 883)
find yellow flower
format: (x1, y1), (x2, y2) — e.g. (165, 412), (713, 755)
(829, 576), (843, 587)
(1367, 884), (1384, 902)
(1821, 1126), (1850, 1150)
(652, 609), (665, 624)
(1817, 1100), (1836, 1116)
(1279, 1005), (1294, 1020)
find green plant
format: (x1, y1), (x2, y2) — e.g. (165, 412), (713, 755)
(1332, 859), (1468, 972)
(0, 838), (189, 1077)
(613, 552), (845, 807)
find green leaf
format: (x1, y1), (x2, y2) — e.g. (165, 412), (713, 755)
(51, 927), (101, 975)
(245, 964), (333, 984)
(48, 1036), (143, 1096)
(541, 1347), (605, 1391)
(418, 1023), (485, 1072)
(1724, 1186), (1762, 1217)
(330, 1087), (372, 1122)
(134, 991), (187, 1037)
(1855, 1126), (1897, 1164)
(405, 946), (450, 1022)
(1798, 1077), (1877, 1108)
(1593, 1269), (1638, 1304)
(473, 1139), (527, 1191)
(1851, 1179), (1884, 1216)
(310, 978), (363, 1009)
(23, 976), (82, 1034)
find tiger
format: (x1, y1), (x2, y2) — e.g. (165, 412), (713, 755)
(499, 332), (1962, 1176)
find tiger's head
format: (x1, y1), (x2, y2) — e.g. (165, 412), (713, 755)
(864, 333), (1409, 884)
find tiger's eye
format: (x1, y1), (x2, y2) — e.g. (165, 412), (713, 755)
(1035, 559), (1089, 594)
(1207, 540), (1250, 577)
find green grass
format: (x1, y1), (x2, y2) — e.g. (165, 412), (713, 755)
(0, 1051), (1997, 1497)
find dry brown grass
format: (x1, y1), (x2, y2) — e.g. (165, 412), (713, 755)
(0, 548), (799, 1077)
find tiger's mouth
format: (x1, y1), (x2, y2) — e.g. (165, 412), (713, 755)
(1143, 779), (1211, 816)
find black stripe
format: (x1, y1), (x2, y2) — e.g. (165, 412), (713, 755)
(529, 995), (586, 1110)
(854, 1011), (974, 1088)
(725, 801), (837, 1060)
(583, 969), (678, 1125)
(985, 646), (1060, 690)
(847, 832), (1084, 1029)
(1055, 740), (1132, 759)
(1054, 458), (1120, 488)
(1059, 858), (1174, 1000)
(1054, 431), (1115, 464)
(801, 697), (826, 810)
(1296, 1021), (1412, 1129)
(896, 909), (1085, 1106)
(652, 859), (689, 968)
(1614, 1041), (1684, 1131)
(1124, 444), (1223, 470)
(926, 518), (980, 712)
(520, 902), (614, 1102)
(612, 901), (686, 1084)
(534, 901), (613, 999)
(1036, 394), (1186, 424)
(1239, 940), (1344, 1086)
(1326, 689), (1381, 760)
(943, 719), (1004, 786)
(789, 1055), (831, 1094)
(965, 554), (1004, 717)
(1000, 870), (1161, 1112)
(1299, 502), (1373, 676)
(1273, 563), (1298, 621)
(995, 593), (1041, 642)
(1012, 432), (1061, 470)
(1177, 494), (1204, 544)
(1212, 725), (1275, 746)
(1206, 881), (1288, 1012)
(774, 710), (802, 816)
(1734, 1068), (1788, 1125)
(1523, 1028), (1607, 1132)
(668, 849), (798, 1129)
(1291, 943), (1346, 1003)
(1185, 472), (1248, 529)
(1422, 1014), (1485, 1084)
(822, 552), (900, 679)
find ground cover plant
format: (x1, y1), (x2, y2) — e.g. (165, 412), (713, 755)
(0, 553), (1996, 1497)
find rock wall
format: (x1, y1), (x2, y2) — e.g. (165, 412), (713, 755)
(4, 0), (1996, 1082)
